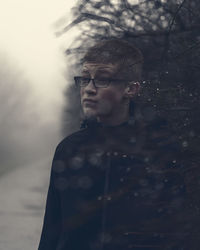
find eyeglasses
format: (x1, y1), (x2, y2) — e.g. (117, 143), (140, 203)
(74, 76), (125, 88)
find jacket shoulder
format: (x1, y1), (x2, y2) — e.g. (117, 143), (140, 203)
(55, 128), (90, 155)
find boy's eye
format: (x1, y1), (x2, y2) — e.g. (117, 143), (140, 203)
(82, 74), (90, 78)
(81, 77), (90, 83)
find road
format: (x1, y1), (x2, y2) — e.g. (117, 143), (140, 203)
(0, 157), (52, 250)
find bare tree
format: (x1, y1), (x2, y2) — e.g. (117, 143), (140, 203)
(59, 0), (200, 129)
(0, 53), (48, 175)
(56, 0), (200, 247)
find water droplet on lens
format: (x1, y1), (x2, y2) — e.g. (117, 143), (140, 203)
(88, 153), (101, 166)
(70, 155), (84, 170)
(189, 131), (195, 137)
(182, 141), (188, 147)
(130, 137), (136, 143)
(139, 179), (148, 186)
(100, 233), (112, 243)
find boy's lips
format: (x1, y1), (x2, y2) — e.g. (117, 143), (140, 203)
(82, 98), (97, 104)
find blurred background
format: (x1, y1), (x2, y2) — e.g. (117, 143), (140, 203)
(0, 1), (78, 249)
(0, 0), (200, 249)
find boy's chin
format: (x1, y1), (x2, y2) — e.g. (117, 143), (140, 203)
(83, 109), (98, 120)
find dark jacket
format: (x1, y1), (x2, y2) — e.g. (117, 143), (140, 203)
(38, 117), (189, 250)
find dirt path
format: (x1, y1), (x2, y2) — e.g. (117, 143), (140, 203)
(0, 157), (52, 250)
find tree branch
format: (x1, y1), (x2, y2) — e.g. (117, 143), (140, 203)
(124, 24), (200, 38)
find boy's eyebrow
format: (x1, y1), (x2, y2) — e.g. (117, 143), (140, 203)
(82, 70), (90, 74)
(96, 68), (112, 73)
(97, 67), (115, 73)
(81, 70), (113, 76)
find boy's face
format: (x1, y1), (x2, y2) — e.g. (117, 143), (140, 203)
(80, 62), (129, 121)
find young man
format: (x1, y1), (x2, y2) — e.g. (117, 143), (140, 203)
(38, 39), (187, 250)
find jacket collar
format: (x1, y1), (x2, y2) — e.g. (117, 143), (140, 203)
(80, 116), (135, 129)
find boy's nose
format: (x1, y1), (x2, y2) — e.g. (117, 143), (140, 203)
(84, 79), (97, 93)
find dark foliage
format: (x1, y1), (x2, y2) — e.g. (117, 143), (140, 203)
(60, 0), (200, 133)
(58, 0), (200, 246)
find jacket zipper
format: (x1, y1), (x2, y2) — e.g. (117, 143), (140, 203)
(100, 152), (111, 250)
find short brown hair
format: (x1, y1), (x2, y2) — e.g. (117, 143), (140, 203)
(83, 39), (143, 82)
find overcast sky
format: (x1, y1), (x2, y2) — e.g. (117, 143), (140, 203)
(0, 0), (78, 123)
(0, 1), (80, 170)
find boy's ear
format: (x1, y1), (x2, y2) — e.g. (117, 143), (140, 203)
(124, 81), (140, 98)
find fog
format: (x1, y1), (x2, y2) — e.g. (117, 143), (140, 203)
(0, 52), (60, 174)
(0, 0), (79, 173)
(0, 1), (79, 249)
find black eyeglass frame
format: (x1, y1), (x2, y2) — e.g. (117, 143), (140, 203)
(74, 76), (127, 88)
